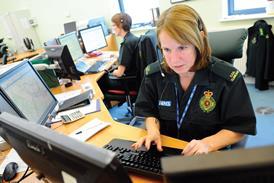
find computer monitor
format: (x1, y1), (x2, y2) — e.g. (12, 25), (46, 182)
(64, 21), (77, 34)
(161, 146), (274, 183)
(79, 25), (107, 54)
(58, 32), (83, 61)
(0, 61), (58, 125)
(88, 17), (109, 36)
(0, 112), (132, 183)
(44, 45), (81, 81)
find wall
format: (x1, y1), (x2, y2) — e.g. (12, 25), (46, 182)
(0, 0), (120, 48)
(159, 0), (274, 31)
(1, 0), (274, 53)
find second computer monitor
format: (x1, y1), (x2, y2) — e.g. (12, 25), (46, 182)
(58, 32), (83, 61)
(44, 45), (81, 81)
(0, 61), (58, 125)
(79, 25), (107, 53)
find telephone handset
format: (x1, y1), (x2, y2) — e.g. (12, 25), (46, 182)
(23, 37), (34, 51)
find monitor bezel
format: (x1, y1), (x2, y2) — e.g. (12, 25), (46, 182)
(78, 25), (108, 53)
(161, 145), (274, 183)
(0, 61), (58, 125)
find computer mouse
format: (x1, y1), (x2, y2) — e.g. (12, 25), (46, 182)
(2, 162), (18, 181)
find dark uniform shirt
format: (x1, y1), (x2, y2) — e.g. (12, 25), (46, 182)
(135, 57), (256, 142)
(118, 32), (139, 76)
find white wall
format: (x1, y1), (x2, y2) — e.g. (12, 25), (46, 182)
(0, 0), (120, 47)
(1, 0), (274, 51)
(160, 0), (274, 31)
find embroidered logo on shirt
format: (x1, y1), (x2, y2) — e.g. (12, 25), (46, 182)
(199, 90), (216, 113)
(159, 100), (172, 107)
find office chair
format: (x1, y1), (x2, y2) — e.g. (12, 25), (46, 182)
(104, 30), (158, 123)
(208, 28), (248, 65)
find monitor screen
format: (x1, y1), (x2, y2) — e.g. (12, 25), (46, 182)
(161, 146), (274, 183)
(64, 21), (77, 34)
(0, 112), (132, 183)
(88, 17), (109, 36)
(79, 25), (107, 53)
(0, 61), (58, 125)
(44, 45), (81, 81)
(58, 32), (83, 61)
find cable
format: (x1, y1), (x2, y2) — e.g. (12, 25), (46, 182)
(16, 166), (34, 183)
(156, 45), (165, 77)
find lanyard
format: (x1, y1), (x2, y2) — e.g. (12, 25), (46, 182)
(175, 84), (197, 130)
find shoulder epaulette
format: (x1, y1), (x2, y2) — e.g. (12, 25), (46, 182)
(145, 61), (162, 76)
(210, 59), (240, 82)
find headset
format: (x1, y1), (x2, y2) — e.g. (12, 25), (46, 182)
(120, 13), (131, 31)
(23, 37), (34, 51)
(156, 45), (165, 78)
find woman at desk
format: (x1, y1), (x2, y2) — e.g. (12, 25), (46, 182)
(98, 13), (139, 107)
(132, 5), (256, 156)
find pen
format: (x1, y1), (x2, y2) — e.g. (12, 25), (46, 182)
(75, 123), (104, 135)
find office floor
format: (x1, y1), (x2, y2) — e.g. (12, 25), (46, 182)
(245, 84), (274, 148)
(109, 83), (274, 148)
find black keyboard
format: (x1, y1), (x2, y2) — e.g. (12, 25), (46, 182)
(103, 138), (183, 179)
(87, 61), (106, 73)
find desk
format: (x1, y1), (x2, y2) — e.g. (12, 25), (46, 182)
(0, 48), (45, 64)
(0, 52), (187, 183)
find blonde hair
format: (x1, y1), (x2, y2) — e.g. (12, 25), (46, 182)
(157, 4), (211, 72)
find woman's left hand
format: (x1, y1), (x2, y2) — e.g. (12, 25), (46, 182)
(182, 139), (210, 156)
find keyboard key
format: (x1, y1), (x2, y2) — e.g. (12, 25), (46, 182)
(103, 138), (182, 179)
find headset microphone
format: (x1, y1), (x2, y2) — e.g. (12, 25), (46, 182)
(156, 45), (165, 78)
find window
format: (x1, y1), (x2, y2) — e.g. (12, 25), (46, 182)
(118, 0), (160, 28)
(227, 0), (266, 16)
(222, 0), (272, 21)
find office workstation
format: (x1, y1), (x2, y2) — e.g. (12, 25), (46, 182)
(1, 0), (274, 182)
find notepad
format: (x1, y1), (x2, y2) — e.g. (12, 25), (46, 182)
(69, 118), (110, 142)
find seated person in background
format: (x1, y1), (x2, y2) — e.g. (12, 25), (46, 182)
(132, 4), (256, 156)
(98, 13), (139, 106)
(110, 12), (139, 77)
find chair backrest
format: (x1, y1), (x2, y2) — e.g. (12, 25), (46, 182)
(208, 28), (247, 64)
(136, 30), (159, 90)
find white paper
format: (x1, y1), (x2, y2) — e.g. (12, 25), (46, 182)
(69, 118), (110, 142)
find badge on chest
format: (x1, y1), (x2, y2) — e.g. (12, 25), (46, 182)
(199, 90), (216, 113)
(159, 100), (172, 107)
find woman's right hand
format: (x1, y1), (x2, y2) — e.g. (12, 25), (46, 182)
(131, 129), (163, 152)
